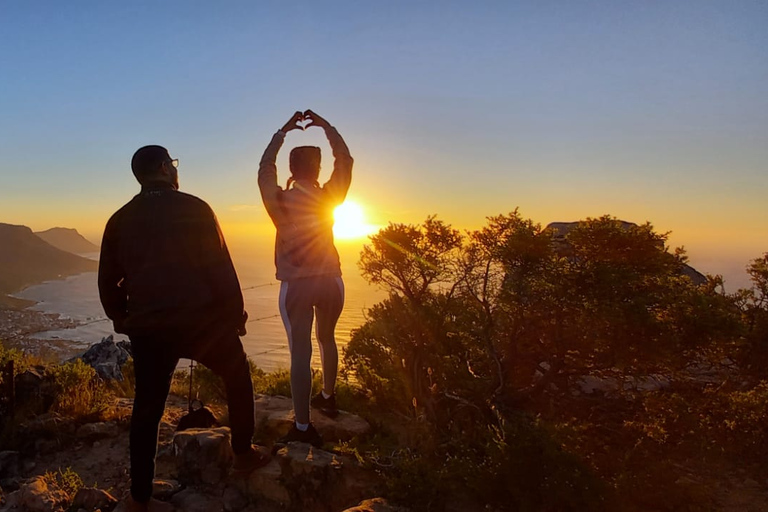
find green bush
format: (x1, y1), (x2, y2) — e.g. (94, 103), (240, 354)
(46, 359), (113, 420)
(171, 360), (296, 405)
(0, 340), (35, 387)
(358, 412), (605, 511)
(630, 382), (768, 463)
(106, 357), (135, 398)
(41, 467), (84, 506)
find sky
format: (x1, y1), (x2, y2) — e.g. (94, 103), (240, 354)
(1, 0), (766, 290)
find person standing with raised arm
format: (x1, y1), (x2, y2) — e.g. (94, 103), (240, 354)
(258, 110), (353, 447)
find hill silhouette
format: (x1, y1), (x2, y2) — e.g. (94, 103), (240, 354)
(35, 227), (99, 254)
(0, 223), (98, 295)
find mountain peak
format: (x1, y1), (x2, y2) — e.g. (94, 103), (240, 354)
(0, 223), (98, 294)
(35, 227), (99, 254)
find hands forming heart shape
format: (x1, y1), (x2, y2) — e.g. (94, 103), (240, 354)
(281, 109), (330, 133)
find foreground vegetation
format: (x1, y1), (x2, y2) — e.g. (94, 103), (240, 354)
(2, 211), (766, 511)
(339, 212), (768, 511)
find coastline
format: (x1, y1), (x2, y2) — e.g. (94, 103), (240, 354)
(0, 294), (85, 361)
(1, 264), (382, 370)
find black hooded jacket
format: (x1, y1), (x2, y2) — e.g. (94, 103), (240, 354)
(98, 182), (245, 338)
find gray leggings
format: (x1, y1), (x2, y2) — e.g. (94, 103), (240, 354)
(279, 275), (344, 424)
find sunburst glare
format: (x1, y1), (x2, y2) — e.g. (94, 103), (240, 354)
(333, 200), (377, 240)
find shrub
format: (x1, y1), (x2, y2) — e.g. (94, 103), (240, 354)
(41, 467), (84, 505)
(106, 357), (135, 398)
(359, 411), (605, 511)
(46, 359), (113, 420)
(0, 340), (36, 387)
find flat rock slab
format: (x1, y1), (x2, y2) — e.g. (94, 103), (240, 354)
(234, 442), (378, 511)
(253, 394), (371, 443)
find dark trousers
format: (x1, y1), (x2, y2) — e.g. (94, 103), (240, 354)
(129, 327), (254, 502)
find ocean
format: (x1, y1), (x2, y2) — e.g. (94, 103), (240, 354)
(14, 251), (386, 373)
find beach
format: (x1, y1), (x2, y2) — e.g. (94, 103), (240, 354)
(9, 266), (384, 372)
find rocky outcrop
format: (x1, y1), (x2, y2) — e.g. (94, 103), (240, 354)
(170, 420), (379, 511)
(74, 336), (131, 381)
(253, 394), (371, 443)
(230, 441), (380, 511)
(341, 498), (410, 512)
(546, 220), (707, 285)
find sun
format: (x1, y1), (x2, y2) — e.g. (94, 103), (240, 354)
(333, 200), (377, 240)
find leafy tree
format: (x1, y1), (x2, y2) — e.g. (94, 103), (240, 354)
(343, 211), (744, 510)
(734, 253), (768, 376)
(347, 212), (740, 415)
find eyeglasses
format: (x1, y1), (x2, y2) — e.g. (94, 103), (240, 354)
(167, 159), (179, 168)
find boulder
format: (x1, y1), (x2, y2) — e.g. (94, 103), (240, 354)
(13, 366), (55, 410)
(254, 394), (371, 443)
(235, 457), (290, 507)
(170, 488), (224, 512)
(75, 336), (131, 381)
(71, 487), (118, 511)
(341, 498), (410, 512)
(221, 485), (248, 512)
(152, 479), (181, 501)
(172, 427), (234, 486)
(76, 422), (119, 441)
(236, 442), (378, 511)
(2, 476), (68, 512)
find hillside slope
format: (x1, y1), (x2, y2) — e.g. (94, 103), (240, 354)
(35, 227), (99, 254)
(0, 223), (98, 294)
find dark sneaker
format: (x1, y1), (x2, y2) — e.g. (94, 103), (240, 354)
(310, 392), (339, 418)
(275, 423), (323, 448)
(232, 445), (271, 474)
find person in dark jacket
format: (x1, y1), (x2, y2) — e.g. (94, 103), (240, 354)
(99, 145), (269, 512)
(258, 110), (353, 447)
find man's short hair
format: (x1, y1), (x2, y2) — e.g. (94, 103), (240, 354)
(289, 146), (321, 181)
(131, 145), (170, 183)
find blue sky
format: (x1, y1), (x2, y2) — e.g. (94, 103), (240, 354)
(1, 0), (766, 289)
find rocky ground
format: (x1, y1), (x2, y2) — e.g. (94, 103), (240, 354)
(4, 333), (768, 511)
(0, 393), (397, 512)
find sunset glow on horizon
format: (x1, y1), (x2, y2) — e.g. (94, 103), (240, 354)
(333, 200), (379, 240)
(0, 1), (765, 291)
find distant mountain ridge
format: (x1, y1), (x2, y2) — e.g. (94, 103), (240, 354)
(35, 227), (99, 254)
(0, 223), (98, 295)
